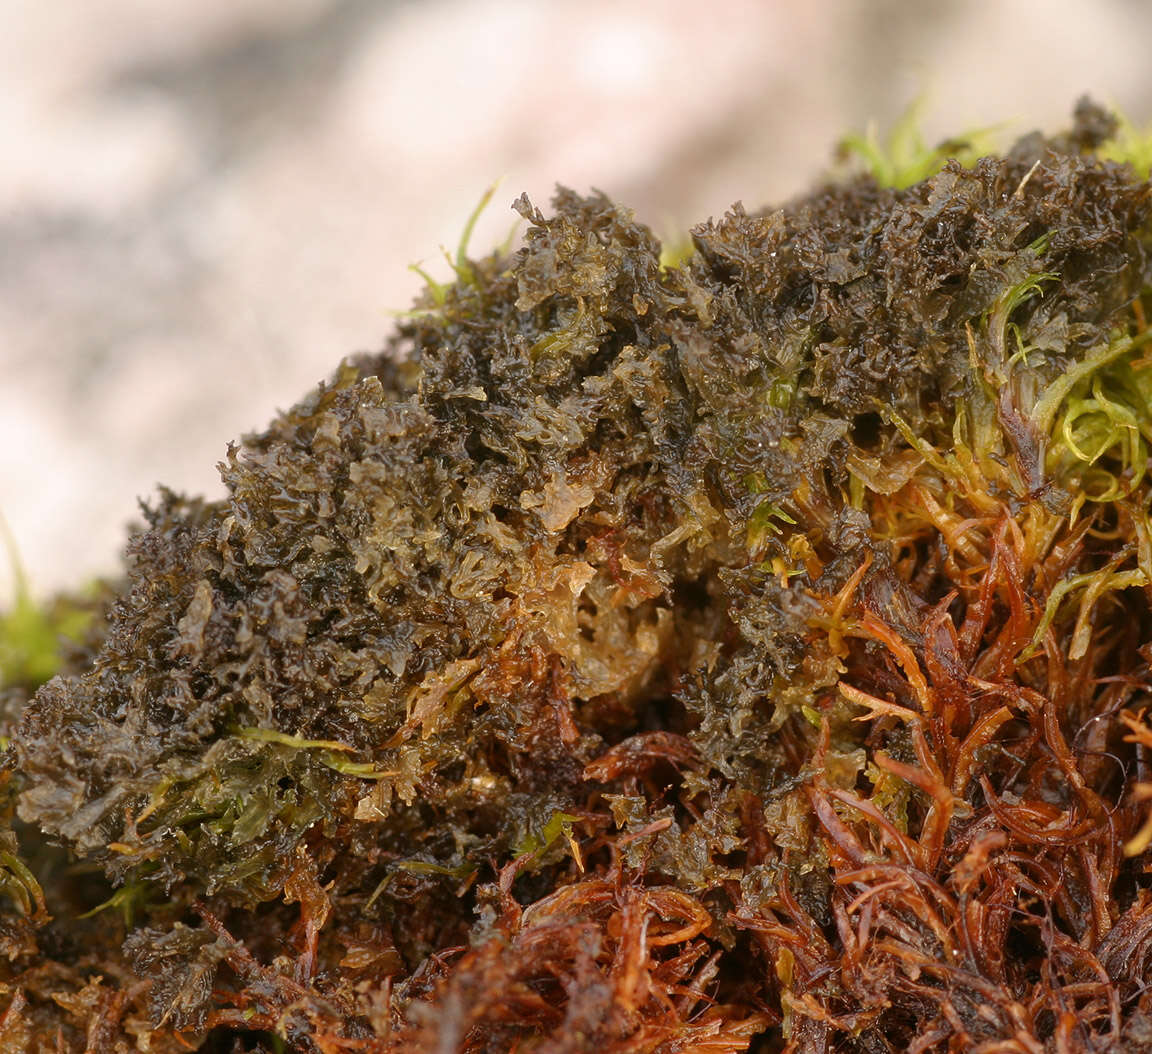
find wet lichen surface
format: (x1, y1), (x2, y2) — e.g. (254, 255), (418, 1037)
(9, 104), (1152, 1052)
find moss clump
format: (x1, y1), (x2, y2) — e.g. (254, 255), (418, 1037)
(6, 100), (1152, 1051)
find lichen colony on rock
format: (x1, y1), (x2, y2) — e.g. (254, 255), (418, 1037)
(5, 101), (1152, 1051)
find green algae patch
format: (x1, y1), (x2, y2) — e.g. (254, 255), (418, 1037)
(6, 100), (1152, 1051)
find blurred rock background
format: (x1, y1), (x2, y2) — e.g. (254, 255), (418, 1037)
(3, 0), (1152, 597)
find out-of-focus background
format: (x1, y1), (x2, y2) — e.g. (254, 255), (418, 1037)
(3, 0), (1152, 597)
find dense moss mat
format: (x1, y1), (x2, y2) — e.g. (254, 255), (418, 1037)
(6, 102), (1152, 1051)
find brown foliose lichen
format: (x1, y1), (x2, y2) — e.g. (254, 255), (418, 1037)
(5, 100), (1152, 1051)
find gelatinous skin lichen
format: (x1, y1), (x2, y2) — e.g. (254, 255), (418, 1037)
(7, 101), (1152, 1051)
